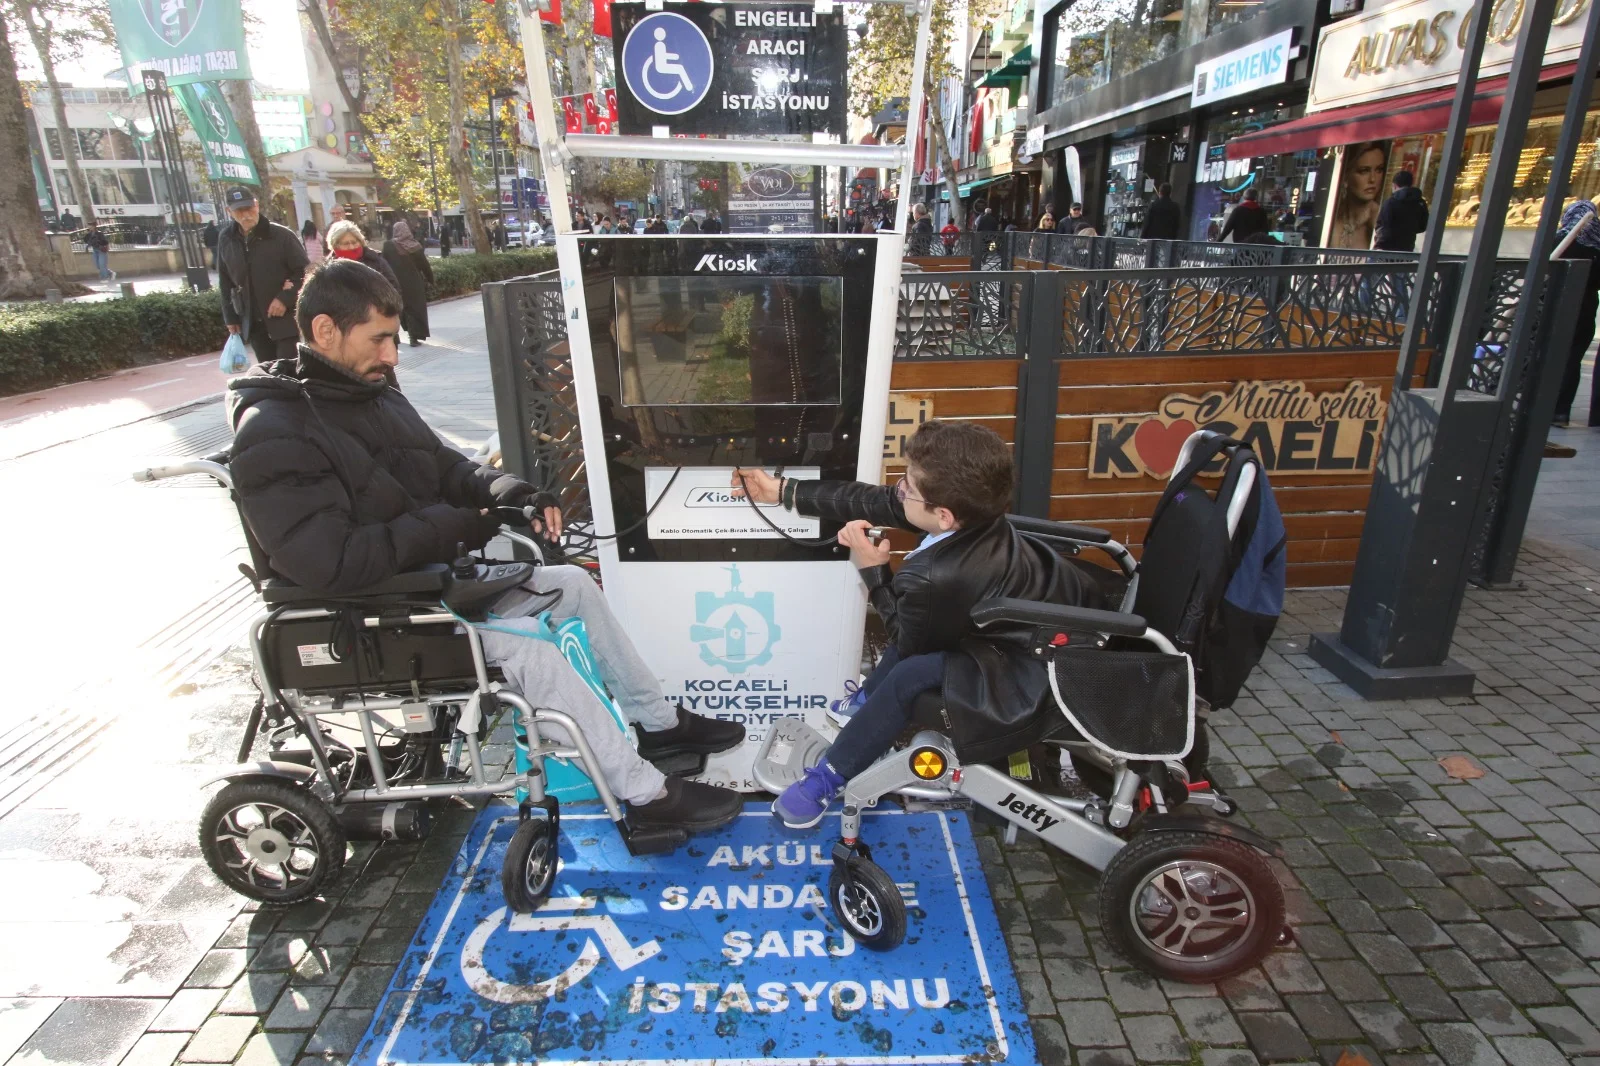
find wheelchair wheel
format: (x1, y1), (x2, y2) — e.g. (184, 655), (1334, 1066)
(199, 779), (345, 905)
(828, 857), (906, 950)
(501, 814), (557, 912)
(1098, 830), (1284, 983)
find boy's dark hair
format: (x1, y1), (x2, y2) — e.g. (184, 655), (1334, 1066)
(296, 258), (402, 338)
(1393, 169), (1414, 187)
(1159, 182), (1173, 197)
(903, 420), (1013, 526)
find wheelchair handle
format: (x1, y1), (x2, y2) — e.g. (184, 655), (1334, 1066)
(132, 458), (233, 490)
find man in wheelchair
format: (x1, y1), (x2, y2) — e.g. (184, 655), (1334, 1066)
(226, 259), (746, 833)
(733, 421), (1114, 828)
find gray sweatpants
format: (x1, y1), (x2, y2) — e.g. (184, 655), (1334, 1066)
(478, 565), (676, 804)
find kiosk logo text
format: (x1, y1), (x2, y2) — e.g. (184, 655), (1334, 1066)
(693, 253), (759, 272)
(621, 12), (714, 116)
(691, 565), (780, 673)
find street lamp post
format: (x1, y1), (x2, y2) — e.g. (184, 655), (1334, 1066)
(487, 89), (516, 246)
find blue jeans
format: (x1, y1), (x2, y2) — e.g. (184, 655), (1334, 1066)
(91, 248), (110, 279)
(825, 646), (946, 779)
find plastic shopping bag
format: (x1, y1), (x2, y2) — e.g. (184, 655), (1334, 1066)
(218, 333), (249, 374)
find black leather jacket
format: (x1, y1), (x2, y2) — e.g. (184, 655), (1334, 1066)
(794, 480), (1112, 762)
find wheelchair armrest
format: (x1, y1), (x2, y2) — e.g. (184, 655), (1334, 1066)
(1006, 514), (1113, 544)
(970, 598), (1150, 637)
(260, 563), (453, 605)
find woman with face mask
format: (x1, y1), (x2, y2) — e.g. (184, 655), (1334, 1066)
(325, 219), (400, 293)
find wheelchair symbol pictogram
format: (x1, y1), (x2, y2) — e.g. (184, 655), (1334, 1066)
(621, 12), (713, 116)
(460, 897), (661, 1004)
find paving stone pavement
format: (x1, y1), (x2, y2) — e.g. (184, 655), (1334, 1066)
(5, 312), (1600, 1066)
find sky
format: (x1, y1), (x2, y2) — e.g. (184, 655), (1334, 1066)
(19, 0), (310, 93)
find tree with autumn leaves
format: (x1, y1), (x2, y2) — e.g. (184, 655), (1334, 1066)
(849, 0), (1006, 227)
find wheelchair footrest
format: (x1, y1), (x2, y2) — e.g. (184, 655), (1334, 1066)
(621, 822), (689, 856)
(647, 750), (708, 778)
(750, 719), (834, 795)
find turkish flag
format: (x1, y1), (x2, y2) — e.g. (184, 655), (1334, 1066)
(562, 97), (581, 134)
(582, 93), (600, 125)
(604, 87), (618, 122)
(595, 119), (613, 135)
(539, 0), (560, 24)
(593, 0), (612, 37)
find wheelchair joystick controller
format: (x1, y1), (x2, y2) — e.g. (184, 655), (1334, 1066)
(451, 542), (476, 580)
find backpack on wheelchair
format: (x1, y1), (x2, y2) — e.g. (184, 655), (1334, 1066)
(134, 450), (686, 910)
(753, 431), (1290, 983)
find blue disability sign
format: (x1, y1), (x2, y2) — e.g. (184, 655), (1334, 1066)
(351, 804), (1034, 1065)
(620, 12), (714, 116)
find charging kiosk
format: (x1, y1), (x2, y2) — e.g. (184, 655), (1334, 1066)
(519, 0), (931, 787)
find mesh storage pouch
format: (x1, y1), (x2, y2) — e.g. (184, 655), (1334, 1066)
(1047, 646), (1194, 760)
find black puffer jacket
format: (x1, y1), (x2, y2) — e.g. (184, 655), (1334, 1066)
(227, 345), (547, 593)
(794, 481), (1113, 763)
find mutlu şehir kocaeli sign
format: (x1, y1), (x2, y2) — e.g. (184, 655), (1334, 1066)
(1089, 380), (1389, 478)
(611, 2), (847, 137)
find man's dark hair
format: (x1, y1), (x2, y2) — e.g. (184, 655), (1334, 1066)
(1394, 169), (1414, 188)
(903, 420), (1013, 526)
(296, 258), (402, 338)
(1159, 182), (1172, 197)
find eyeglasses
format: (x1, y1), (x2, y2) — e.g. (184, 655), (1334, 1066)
(895, 478), (926, 505)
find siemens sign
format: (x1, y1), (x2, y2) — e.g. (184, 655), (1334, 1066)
(1192, 29), (1297, 106)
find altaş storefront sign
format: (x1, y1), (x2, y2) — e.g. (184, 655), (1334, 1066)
(109, 0), (252, 91)
(1089, 379), (1389, 478)
(1192, 29), (1296, 106)
(611, 2), (847, 136)
(1308, 0), (1593, 112)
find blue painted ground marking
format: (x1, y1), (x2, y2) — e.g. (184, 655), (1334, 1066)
(352, 803), (1034, 1065)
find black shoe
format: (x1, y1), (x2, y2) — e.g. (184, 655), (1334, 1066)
(409, 336), (420, 347)
(627, 776), (743, 832)
(635, 706), (745, 760)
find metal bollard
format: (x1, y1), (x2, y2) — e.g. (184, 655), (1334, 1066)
(44, 288), (62, 303)
(120, 282), (136, 299)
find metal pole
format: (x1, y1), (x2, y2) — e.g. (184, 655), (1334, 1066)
(1390, 0), (1497, 389)
(1474, 0), (1600, 584)
(142, 70), (210, 292)
(489, 94), (506, 245)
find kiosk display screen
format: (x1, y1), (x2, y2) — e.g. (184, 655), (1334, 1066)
(615, 276), (843, 406)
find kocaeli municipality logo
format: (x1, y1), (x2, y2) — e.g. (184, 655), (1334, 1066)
(620, 11), (713, 117)
(690, 565), (779, 674)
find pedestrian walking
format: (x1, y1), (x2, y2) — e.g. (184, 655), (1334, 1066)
(202, 219), (220, 267)
(1218, 188), (1271, 243)
(382, 219), (435, 348)
(939, 219), (960, 252)
(973, 205), (999, 232)
(1058, 202), (1092, 235)
(701, 210), (723, 234)
(1373, 170), (1429, 252)
(301, 219), (325, 262)
(326, 219), (400, 291)
(1553, 201), (1600, 429)
(1141, 183), (1182, 240)
(909, 203), (934, 254)
(1036, 214), (1056, 232)
(217, 186), (309, 364)
(58, 208), (78, 232)
(439, 225), (451, 257)
(83, 222), (114, 281)
(678, 213), (700, 234)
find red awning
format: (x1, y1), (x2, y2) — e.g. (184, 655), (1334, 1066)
(1223, 62), (1579, 159)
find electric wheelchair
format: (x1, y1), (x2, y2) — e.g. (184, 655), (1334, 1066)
(753, 431), (1289, 983)
(134, 451), (687, 910)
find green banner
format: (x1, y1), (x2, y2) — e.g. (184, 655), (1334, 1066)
(174, 81), (259, 184)
(109, 0), (251, 90)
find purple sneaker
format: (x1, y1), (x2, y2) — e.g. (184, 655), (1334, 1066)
(772, 762), (846, 830)
(827, 680), (867, 728)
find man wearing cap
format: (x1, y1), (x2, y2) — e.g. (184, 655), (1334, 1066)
(217, 186), (310, 363)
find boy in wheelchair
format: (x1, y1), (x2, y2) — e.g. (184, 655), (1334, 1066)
(226, 259), (747, 834)
(733, 421), (1113, 829)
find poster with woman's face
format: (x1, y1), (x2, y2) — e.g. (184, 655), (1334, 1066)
(1328, 141), (1388, 249)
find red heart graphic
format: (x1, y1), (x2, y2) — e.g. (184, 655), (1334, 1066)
(1132, 418), (1197, 477)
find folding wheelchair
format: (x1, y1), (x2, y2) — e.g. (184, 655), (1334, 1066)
(135, 451), (686, 910)
(753, 432), (1289, 983)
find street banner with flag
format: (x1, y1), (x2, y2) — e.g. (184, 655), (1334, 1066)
(594, 0), (612, 36)
(109, 0), (252, 91)
(173, 81), (259, 183)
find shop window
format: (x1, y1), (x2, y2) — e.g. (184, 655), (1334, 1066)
(1043, 0), (1187, 109)
(1444, 112), (1600, 232)
(52, 167), (156, 206)
(1208, 0), (1271, 33)
(44, 127), (64, 160)
(76, 128), (108, 160)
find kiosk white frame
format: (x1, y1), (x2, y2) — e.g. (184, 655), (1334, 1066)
(518, 0), (934, 787)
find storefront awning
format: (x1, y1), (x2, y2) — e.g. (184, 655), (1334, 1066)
(956, 175), (1009, 198)
(1223, 62), (1578, 160)
(977, 45), (1033, 88)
